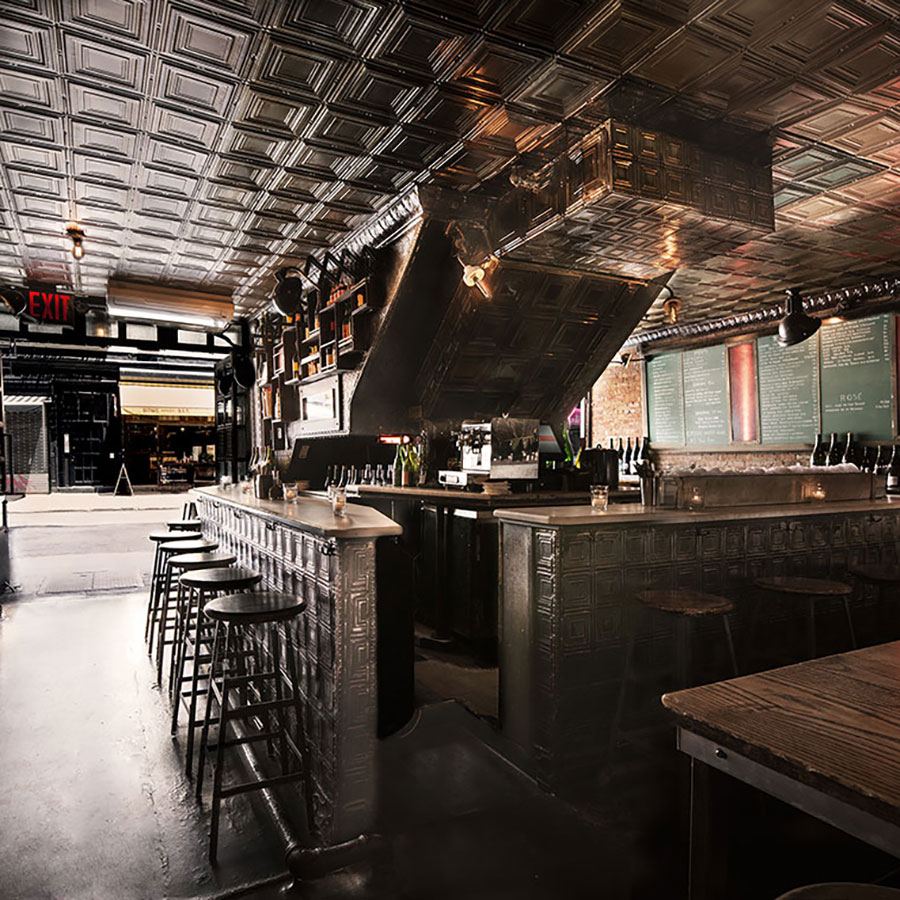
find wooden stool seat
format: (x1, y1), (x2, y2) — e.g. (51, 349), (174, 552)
(159, 539), (217, 555)
(179, 566), (262, 592)
(849, 564), (900, 585)
(168, 519), (202, 531)
(168, 551), (236, 572)
(149, 529), (201, 543)
(204, 591), (307, 625)
(755, 576), (851, 597)
(777, 884), (900, 899)
(637, 588), (734, 617)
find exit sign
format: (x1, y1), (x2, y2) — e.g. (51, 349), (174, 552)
(27, 287), (74, 325)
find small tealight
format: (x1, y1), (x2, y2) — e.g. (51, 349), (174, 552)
(589, 484), (609, 512)
(331, 486), (347, 517)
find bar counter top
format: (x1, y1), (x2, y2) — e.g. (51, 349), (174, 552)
(347, 483), (639, 507)
(493, 496), (900, 526)
(194, 484), (402, 539)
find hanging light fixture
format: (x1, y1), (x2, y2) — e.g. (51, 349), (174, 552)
(67, 225), (85, 260)
(273, 267), (305, 316)
(777, 287), (820, 347)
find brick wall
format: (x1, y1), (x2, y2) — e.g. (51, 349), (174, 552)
(591, 363), (811, 469)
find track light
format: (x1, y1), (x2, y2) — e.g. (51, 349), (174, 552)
(777, 288), (820, 347)
(67, 225), (85, 260)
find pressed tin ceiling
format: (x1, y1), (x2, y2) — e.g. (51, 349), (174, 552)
(2, 1), (900, 332)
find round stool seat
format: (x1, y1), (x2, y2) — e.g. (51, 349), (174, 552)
(849, 563), (900, 585)
(204, 591), (307, 625)
(637, 588), (734, 617)
(776, 884), (900, 899)
(168, 519), (202, 531)
(160, 539), (217, 555)
(150, 529), (201, 543)
(756, 576), (851, 597)
(179, 566), (261, 592)
(168, 551), (236, 572)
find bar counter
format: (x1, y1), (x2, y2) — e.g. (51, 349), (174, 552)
(192, 485), (401, 845)
(494, 497), (900, 791)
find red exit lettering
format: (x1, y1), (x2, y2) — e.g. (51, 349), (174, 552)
(27, 290), (71, 323)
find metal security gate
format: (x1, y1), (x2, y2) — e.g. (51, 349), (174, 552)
(5, 399), (50, 493)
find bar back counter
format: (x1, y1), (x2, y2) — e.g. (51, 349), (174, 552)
(193, 485), (401, 845)
(495, 499), (900, 792)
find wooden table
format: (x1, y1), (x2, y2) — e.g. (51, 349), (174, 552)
(663, 642), (900, 895)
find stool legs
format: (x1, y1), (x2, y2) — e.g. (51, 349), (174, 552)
(145, 544), (164, 644)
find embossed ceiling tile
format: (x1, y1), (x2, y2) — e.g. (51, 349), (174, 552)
(73, 152), (132, 184)
(366, 8), (467, 81)
(789, 99), (883, 142)
(214, 157), (272, 188)
(74, 179), (128, 208)
(7, 169), (64, 197)
(13, 192), (64, 219)
(564, 1), (679, 72)
(63, 0), (148, 43)
(801, 158), (885, 191)
(741, 80), (839, 127)
(237, 90), (316, 137)
(72, 120), (136, 157)
(453, 39), (540, 102)
(68, 82), (140, 126)
(473, 106), (552, 156)
(146, 138), (210, 173)
(192, 203), (243, 229)
(313, 111), (386, 154)
(275, 0), (383, 54)
(350, 158), (412, 192)
(0, 68), (58, 108)
(75, 205), (128, 229)
(18, 215), (64, 235)
(62, 32), (146, 90)
(129, 216), (181, 238)
(835, 169), (900, 206)
(0, 17), (51, 65)
(204, 182), (258, 210)
(164, 6), (253, 74)
(0, 107), (60, 143)
(287, 143), (353, 179)
(152, 104), (222, 147)
(375, 127), (446, 168)
(245, 214), (291, 237)
(259, 196), (310, 219)
(269, 169), (327, 201)
(141, 167), (200, 197)
(158, 63), (236, 116)
(336, 64), (419, 121)
(493, 0), (595, 51)
(255, 41), (336, 99)
(821, 29), (900, 94)
(511, 59), (606, 120)
(774, 144), (849, 180)
(633, 26), (737, 92)
(409, 87), (492, 140)
(0, 141), (61, 170)
(221, 127), (291, 165)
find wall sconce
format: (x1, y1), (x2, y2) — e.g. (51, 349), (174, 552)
(85, 307), (111, 339)
(67, 225), (85, 260)
(659, 285), (682, 324)
(459, 257), (494, 299)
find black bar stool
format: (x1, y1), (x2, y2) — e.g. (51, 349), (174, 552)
(755, 576), (855, 659)
(172, 566), (262, 777)
(168, 518), (202, 532)
(776, 885), (900, 899)
(196, 591), (315, 862)
(181, 500), (198, 520)
(146, 530), (202, 643)
(156, 549), (236, 686)
(609, 588), (739, 762)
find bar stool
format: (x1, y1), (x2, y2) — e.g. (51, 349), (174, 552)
(195, 591), (315, 862)
(146, 530), (202, 643)
(181, 500), (198, 520)
(776, 885), (900, 899)
(169, 550), (237, 696)
(156, 549), (236, 687)
(168, 518), (202, 532)
(609, 588), (739, 762)
(849, 563), (900, 637)
(172, 566), (262, 777)
(148, 539), (218, 661)
(755, 576), (855, 660)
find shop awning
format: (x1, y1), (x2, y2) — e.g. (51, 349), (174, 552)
(119, 382), (214, 420)
(5, 395), (50, 406)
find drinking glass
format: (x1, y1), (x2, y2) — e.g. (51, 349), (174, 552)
(331, 486), (347, 517)
(589, 484), (609, 512)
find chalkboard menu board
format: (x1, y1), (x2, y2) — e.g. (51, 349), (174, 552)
(646, 352), (685, 445)
(757, 334), (820, 444)
(820, 313), (893, 440)
(682, 344), (730, 445)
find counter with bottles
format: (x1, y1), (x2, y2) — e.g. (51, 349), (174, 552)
(192, 484), (401, 846)
(494, 496), (900, 791)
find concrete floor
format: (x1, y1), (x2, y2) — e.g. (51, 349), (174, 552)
(3, 493), (899, 900)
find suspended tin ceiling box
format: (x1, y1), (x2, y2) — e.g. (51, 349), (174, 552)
(106, 279), (233, 331)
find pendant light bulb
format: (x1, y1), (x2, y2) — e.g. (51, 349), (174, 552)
(67, 225), (85, 261)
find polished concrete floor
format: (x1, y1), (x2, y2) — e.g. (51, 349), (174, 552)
(2, 494), (899, 899)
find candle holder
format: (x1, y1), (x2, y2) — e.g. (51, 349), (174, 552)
(331, 486), (347, 517)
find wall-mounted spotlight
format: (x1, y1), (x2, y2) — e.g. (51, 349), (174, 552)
(67, 225), (85, 260)
(777, 287), (820, 347)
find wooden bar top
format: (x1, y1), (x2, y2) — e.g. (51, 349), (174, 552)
(662, 641), (900, 827)
(193, 485), (402, 539)
(493, 497), (900, 527)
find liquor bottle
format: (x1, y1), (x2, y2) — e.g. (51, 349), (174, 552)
(375, 464), (385, 486)
(348, 465), (358, 486)
(842, 432), (861, 468)
(877, 445), (892, 475)
(826, 433), (841, 466)
(392, 446), (403, 487)
(616, 437), (624, 470)
(401, 446), (412, 486)
(810, 434), (827, 467)
(337, 465), (348, 488)
(623, 437), (633, 476)
(887, 446), (900, 495)
(861, 445), (878, 473)
(363, 463), (373, 484)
